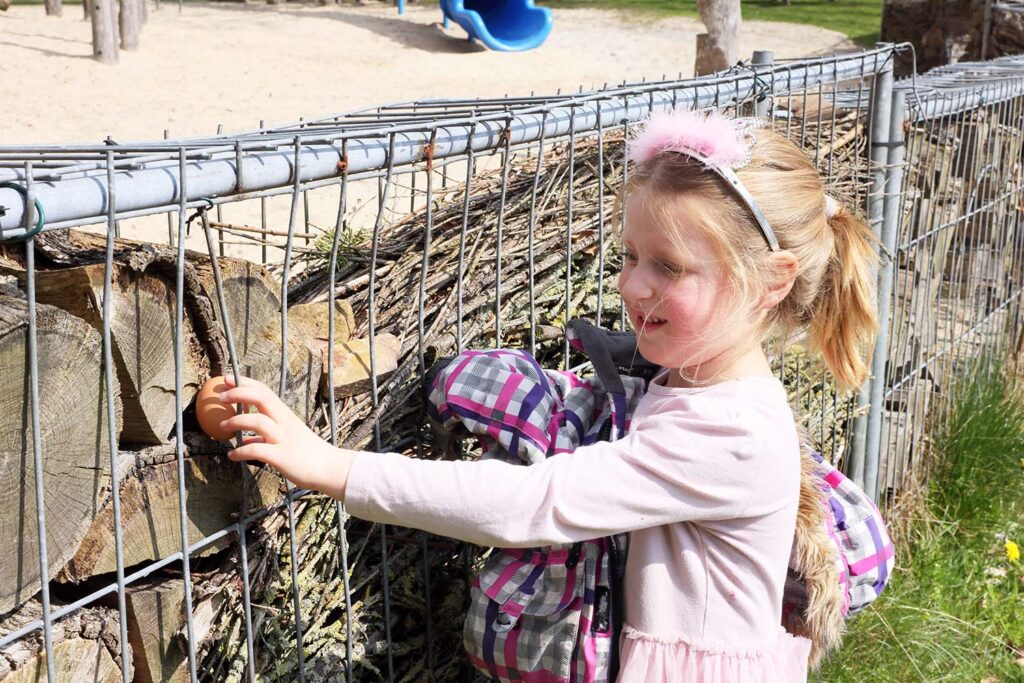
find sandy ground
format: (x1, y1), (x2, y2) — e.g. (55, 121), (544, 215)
(1, 2), (857, 145)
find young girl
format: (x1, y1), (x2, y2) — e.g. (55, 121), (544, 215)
(215, 109), (878, 682)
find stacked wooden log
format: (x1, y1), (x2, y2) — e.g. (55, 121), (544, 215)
(0, 229), (400, 681)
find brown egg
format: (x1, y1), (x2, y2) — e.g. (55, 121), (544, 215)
(196, 375), (238, 441)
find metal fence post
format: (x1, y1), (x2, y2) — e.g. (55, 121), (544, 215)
(864, 89), (907, 503)
(849, 44), (894, 490)
(752, 50), (774, 119)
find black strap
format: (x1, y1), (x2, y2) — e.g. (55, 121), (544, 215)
(567, 319), (627, 395)
(567, 319), (661, 385)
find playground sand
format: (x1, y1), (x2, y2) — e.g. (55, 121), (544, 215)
(2, 2), (856, 145)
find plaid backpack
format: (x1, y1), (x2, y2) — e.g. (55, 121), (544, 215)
(424, 320), (652, 682)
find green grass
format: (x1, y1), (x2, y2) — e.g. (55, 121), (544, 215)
(541, 0), (883, 47)
(817, 355), (1024, 682)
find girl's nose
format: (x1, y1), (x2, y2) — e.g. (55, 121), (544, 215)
(619, 264), (655, 303)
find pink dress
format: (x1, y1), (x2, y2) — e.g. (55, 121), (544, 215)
(346, 371), (811, 681)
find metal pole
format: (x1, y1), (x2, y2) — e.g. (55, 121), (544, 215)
(752, 50), (774, 119)
(849, 44), (894, 488)
(864, 89), (907, 503)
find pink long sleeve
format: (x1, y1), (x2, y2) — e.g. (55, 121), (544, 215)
(344, 376), (796, 548)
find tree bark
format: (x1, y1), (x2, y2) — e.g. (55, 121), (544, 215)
(119, 0), (142, 50)
(3, 228), (286, 443)
(26, 228), (283, 378)
(58, 438), (279, 583)
(694, 0), (741, 76)
(44, 0), (62, 17)
(91, 0), (120, 63)
(0, 601), (132, 682)
(882, 0), (985, 74)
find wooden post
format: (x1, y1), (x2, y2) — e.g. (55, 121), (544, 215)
(120, 0), (142, 50)
(694, 0), (741, 76)
(91, 0), (120, 63)
(44, 0), (63, 17)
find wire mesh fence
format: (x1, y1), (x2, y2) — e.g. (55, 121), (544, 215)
(0, 43), (1021, 681)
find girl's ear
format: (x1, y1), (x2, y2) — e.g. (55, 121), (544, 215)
(760, 251), (799, 310)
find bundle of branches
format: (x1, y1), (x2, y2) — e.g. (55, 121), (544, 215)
(197, 104), (871, 680)
(197, 133), (628, 681)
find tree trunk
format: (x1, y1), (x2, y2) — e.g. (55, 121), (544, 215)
(992, 4), (1024, 57)
(0, 601), (132, 682)
(0, 295), (122, 616)
(119, 0), (142, 50)
(0, 0), (10, 12)
(44, 0), (62, 17)
(58, 438), (279, 583)
(694, 0), (741, 76)
(90, 0), (120, 63)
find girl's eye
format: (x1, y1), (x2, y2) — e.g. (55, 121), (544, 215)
(658, 261), (684, 276)
(622, 250), (638, 263)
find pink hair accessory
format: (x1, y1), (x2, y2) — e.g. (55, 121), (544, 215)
(627, 108), (763, 170)
(627, 108), (780, 251)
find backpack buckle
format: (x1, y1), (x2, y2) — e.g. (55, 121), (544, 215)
(492, 611), (517, 633)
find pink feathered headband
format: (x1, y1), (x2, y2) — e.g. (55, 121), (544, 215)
(627, 109), (780, 251)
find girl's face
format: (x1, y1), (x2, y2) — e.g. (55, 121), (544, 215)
(618, 188), (761, 382)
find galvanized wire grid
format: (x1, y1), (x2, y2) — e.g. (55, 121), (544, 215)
(2, 44), (1020, 681)
(871, 54), (1024, 508)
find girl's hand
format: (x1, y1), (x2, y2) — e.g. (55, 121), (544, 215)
(217, 374), (354, 500)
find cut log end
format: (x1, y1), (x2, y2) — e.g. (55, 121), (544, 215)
(0, 295), (121, 615)
(0, 601), (132, 683)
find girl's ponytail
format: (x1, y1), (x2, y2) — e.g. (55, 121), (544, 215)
(806, 204), (879, 391)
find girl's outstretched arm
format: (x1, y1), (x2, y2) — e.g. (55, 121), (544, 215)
(216, 374), (358, 500)
(215, 376), (798, 549)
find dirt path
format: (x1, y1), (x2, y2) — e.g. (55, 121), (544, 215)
(2, 2), (856, 145)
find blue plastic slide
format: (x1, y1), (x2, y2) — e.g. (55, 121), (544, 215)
(439, 0), (553, 51)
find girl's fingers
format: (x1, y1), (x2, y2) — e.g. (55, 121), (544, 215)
(222, 374), (260, 388)
(227, 442), (274, 465)
(228, 443), (289, 476)
(218, 384), (286, 422)
(221, 412), (279, 440)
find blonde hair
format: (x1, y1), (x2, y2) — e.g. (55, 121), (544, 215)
(625, 126), (878, 390)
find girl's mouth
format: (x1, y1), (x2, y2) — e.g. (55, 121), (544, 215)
(633, 312), (667, 332)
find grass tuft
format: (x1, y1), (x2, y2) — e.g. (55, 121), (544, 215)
(818, 354), (1024, 681)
